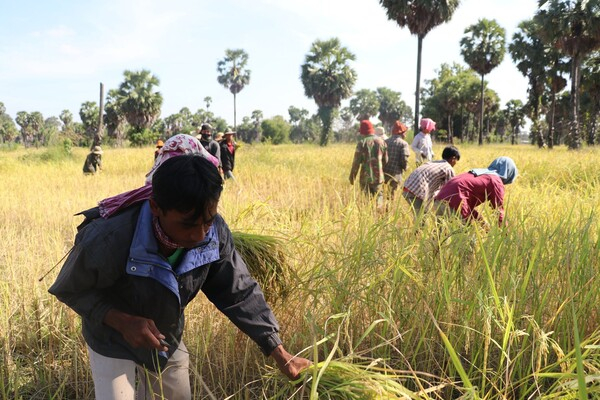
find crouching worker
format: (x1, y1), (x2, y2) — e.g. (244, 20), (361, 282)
(49, 154), (310, 399)
(434, 156), (518, 228)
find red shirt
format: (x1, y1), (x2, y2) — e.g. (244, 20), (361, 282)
(435, 172), (505, 225)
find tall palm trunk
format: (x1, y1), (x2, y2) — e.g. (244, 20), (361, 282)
(569, 54), (581, 149)
(414, 34), (424, 135)
(93, 83), (104, 148)
(479, 74), (484, 145)
(548, 90), (556, 149)
(318, 106), (334, 146)
(589, 110), (597, 145)
(233, 92), (237, 130)
(532, 94), (545, 148)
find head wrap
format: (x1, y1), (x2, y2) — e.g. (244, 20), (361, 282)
(392, 121), (408, 135)
(488, 156), (518, 185)
(420, 118), (436, 132)
(145, 134), (218, 184)
(359, 120), (374, 135)
(98, 134), (219, 218)
(469, 156), (518, 185)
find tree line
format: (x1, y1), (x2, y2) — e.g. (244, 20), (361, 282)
(377, 0), (600, 149)
(2, 0), (600, 149)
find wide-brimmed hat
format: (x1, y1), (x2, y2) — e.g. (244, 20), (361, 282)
(91, 146), (103, 154)
(224, 131), (235, 136)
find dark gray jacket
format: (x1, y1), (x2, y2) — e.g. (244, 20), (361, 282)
(49, 201), (281, 371)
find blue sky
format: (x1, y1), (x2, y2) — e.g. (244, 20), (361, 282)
(0, 0), (539, 127)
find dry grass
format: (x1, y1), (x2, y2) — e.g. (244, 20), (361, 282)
(1, 142), (599, 399)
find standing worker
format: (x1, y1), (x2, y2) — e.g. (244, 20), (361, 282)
(219, 131), (237, 180)
(411, 118), (436, 166)
(383, 121), (410, 199)
(349, 120), (388, 209)
(196, 124), (221, 165)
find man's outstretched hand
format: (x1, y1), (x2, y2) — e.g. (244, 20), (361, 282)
(270, 345), (311, 381)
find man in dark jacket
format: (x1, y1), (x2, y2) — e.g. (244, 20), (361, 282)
(196, 123), (221, 166)
(49, 155), (309, 399)
(220, 131), (236, 180)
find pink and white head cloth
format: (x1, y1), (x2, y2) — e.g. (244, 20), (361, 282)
(144, 133), (218, 183)
(98, 134), (219, 218)
(419, 118), (436, 132)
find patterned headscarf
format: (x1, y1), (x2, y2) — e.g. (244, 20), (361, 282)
(420, 118), (436, 132)
(145, 134), (218, 184)
(98, 134), (219, 218)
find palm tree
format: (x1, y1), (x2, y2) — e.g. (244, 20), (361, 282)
(509, 18), (569, 148)
(579, 52), (600, 145)
(0, 103), (18, 143)
(251, 110), (263, 142)
(105, 89), (127, 147)
(379, 0), (460, 134)
(115, 69), (163, 134)
(217, 49), (251, 130)
(300, 37), (356, 146)
(15, 111), (31, 146)
(460, 18), (506, 145)
(504, 99), (526, 144)
(59, 110), (73, 129)
(509, 19), (548, 148)
(79, 101), (100, 144)
(203, 96), (212, 113)
(28, 112), (44, 146)
(535, 0), (600, 149)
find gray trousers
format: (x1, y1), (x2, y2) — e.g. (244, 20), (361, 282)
(88, 342), (191, 400)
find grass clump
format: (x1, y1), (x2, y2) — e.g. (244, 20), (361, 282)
(292, 359), (416, 399)
(231, 230), (289, 301)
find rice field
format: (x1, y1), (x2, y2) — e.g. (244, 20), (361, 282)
(0, 142), (598, 399)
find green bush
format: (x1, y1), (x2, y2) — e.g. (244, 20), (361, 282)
(128, 128), (159, 147)
(261, 116), (290, 145)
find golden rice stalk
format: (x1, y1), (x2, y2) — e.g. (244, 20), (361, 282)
(231, 230), (288, 301)
(268, 359), (419, 399)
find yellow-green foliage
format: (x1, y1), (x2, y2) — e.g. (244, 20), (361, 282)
(1, 143), (599, 399)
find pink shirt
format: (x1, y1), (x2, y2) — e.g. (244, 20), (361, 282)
(435, 172), (505, 225)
